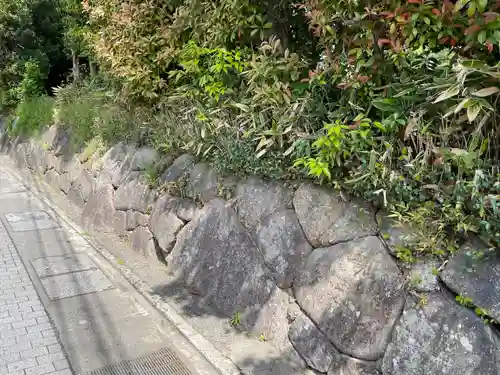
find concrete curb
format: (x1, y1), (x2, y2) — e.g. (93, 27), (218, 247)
(1, 159), (241, 375)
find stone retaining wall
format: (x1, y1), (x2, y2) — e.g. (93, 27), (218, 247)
(1, 124), (499, 375)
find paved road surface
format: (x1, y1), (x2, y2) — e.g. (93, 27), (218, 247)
(0, 164), (217, 375)
(0, 217), (70, 375)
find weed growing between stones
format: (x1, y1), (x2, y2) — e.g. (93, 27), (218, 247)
(455, 294), (474, 308)
(144, 163), (160, 188)
(230, 311), (241, 327)
(80, 138), (105, 163)
(455, 294), (498, 325)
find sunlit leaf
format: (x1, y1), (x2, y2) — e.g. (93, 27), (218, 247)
(472, 87), (500, 97)
(467, 104), (481, 122)
(433, 85), (460, 103)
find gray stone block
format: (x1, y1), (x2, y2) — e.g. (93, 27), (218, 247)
(67, 170), (96, 207)
(377, 212), (416, 256)
(125, 210), (148, 231)
(440, 239), (500, 321)
(328, 356), (380, 375)
(114, 172), (155, 213)
(288, 312), (337, 372)
(293, 184), (377, 247)
(294, 236), (405, 360)
(81, 184), (116, 231)
(100, 142), (136, 187)
(235, 177), (293, 228)
(128, 226), (156, 260)
(408, 258), (441, 292)
(149, 195), (184, 254)
(130, 147), (158, 171)
(167, 199), (289, 346)
(112, 210), (127, 235)
(44, 170), (61, 192)
(188, 163), (218, 203)
(382, 293), (498, 375)
(254, 209), (312, 289)
(158, 154), (194, 185)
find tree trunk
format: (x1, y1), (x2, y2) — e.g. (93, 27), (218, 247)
(72, 49), (80, 82)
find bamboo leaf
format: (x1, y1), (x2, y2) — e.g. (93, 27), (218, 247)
(433, 85), (460, 103)
(467, 104), (481, 122)
(472, 87), (500, 97)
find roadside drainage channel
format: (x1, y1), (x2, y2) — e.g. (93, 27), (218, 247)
(0, 166), (212, 375)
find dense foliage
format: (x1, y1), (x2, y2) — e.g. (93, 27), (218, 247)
(0, 0), (499, 257)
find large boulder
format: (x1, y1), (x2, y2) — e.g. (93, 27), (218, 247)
(382, 293), (499, 375)
(113, 210), (127, 236)
(56, 155), (84, 182)
(67, 170), (96, 207)
(235, 177), (293, 228)
(59, 173), (72, 194)
(81, 184), (116, 231)
(100, 142), (136, 187)
(294, 236), (405, 360)
(130, 147), (158, 171)
(408, 258), (441, 292)
(84, 152), (104, 177)
(254, 209), (312, 289)
(149, 194), (185, 254)
(43, 152), (59, 171)
(188, 163), (218, 203)
(234, 340), (310, 375)
(125, 210), (149, 231)
(25, 142), (48, 174)
(288, 312), (338, 372)
(293, 184), (377, 247)
(42, 125), (70, 156)
(158, 196), (198, 222)
(440, 240), (500, 321)
(114, 172), (155, 213)
(328, 356), (380, 375)
(377, 213), (416, 256)
(42, 125), (59, 149)
(13, 143), (28, 168)
(44, 170), (61, 191)
(158, 153), (194, 185)
(167, 199), (289, 346)
(128, 226), (156, 260)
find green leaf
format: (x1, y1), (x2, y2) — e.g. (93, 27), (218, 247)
(256, 148), (267, 158)
(467, 104), (481, 122)
(444, 105), (458, 118)
(478, 30), (486, 44)
(477, 0), (488, 12)
(232, 102), (251, 112)
(468, 2), (476, 17)
(433, 85), (460, 103)
(455, 98), (471, 113)
(372, 99), (399, 112)
(472, 87), (500, 97)
(455, 0), (470, 11)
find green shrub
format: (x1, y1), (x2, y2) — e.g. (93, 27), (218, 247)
(16, 60), (46, 100)
(54, 81), (109, 146)
(8, 96), (54, 137)
(2, 0), (497, 257)
(54, 78), (155, 147)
